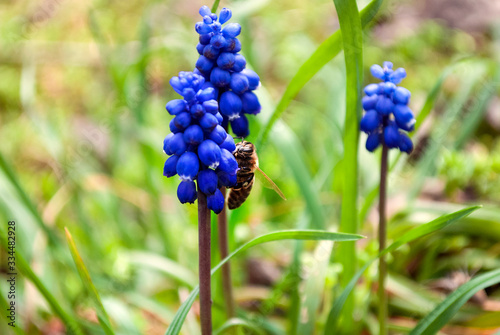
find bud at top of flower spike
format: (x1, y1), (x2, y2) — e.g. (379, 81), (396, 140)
(194, 5), (262, 139)
(162, 70), (239, 212)
(219, 8), (232, 24)
(360, 61), (415, 154)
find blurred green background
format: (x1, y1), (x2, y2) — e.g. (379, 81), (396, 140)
(1, 0), (500, 334)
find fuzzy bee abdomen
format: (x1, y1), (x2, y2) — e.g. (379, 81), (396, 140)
(228, 173), (254, 209)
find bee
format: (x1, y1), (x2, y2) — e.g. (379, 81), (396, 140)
(228, 140), (286, 210)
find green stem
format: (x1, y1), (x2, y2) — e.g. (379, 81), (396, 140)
(211, 0), (221, 13)
(198, 190), (212, 334)
(217, 187), (236, 320)
(333, 0), (363, 330)
(378, 144), (389, 335)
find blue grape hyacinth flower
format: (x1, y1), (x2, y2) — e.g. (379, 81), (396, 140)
(194, 5), (261, 138)
(163, 71), (239, 213)
(360, 61), (415, 153)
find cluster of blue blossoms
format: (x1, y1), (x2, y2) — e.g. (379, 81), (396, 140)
(360, 62), (415, 153)
(194, 5), (261, 138)
(163, 72), (239, 213)
(163, 6), (262, 213)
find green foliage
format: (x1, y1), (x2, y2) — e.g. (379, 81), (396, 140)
(410, 267), (500, 335)
(332, 0), (364, 332)
(0, 225), (83, 334)
(165, 230), (363, 335)
(0, 0), (499, 334)
(257, 0), (383, 147)
(65, 228), (115, 335)
(325, 205), (480, 332)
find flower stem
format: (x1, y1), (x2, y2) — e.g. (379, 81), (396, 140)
(198, 190), (212, 334)
(211, 0), (220, 13)
(378, 144), (389, 335)
(217, 187), (236, 319)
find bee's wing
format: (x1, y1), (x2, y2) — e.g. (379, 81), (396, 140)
(254, 166), (286, 200)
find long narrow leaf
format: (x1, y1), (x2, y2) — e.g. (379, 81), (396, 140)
(454, 65), (499, 149)
(0, 294), (27, 334)
(296, 241), (334, 334)
(0, 152), (59, 245)
(256, 0), (383, 147)
(0, 230), (83, 335)
(65, 228), (115, 335)
(333, 0), (364, 330)
(410, 267), (500, 335)
(124, 251), (197, 288)
(271, 123), (325, 229)
(324, 205), (480, 333)
(410, 65), (487, 199)
(165, 230), (364, 335)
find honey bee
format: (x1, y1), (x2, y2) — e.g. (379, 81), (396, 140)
(228, 140), (286, 210)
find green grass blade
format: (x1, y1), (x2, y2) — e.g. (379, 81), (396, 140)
(0, 294), (26, 334)
(0, 152), (58, 245)
(296, 241), (334, 334)
(409, 267), (500, 335)
(124, 251), (197, 288)
(256, 0), (383, 147)
(211, 0), (221, 13)
(414, 60), (469, 128)
(332, 0), (364, 330)
(410, 65), (486, 199)
(324, 205), (480, 333)
(271, 123), (326, 229)
(0, 229), (83, 335)
(454, 68), (499, 149)
(65, 228), (115, 335)
(165, 230), (363, 335)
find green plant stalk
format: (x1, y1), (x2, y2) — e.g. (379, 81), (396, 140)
(378, 144), (388, 335)
(198, 190), (212, 334)
(324, 206), (480, 333)
(332, 0), (363, 331)
(165, 230), (363, 335)
(211, 0), (220, 13)
(217, 188), (235, 319)
(65, 228), (115, 335)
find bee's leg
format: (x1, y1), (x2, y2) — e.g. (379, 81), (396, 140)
(241, 173), (254, 187)
(235, 173), (254, 189)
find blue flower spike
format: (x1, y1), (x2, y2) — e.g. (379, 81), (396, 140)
(194, 5), (262, 138)
(162, 6), (261, 212)
(361, 62), (415, 154)
(163, 69), (239, 212)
